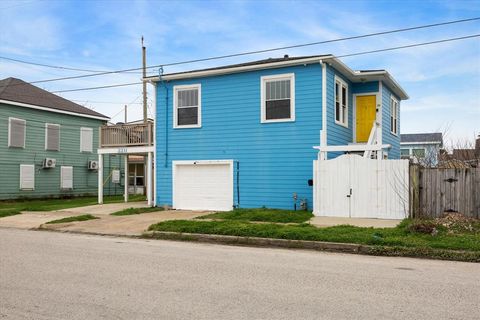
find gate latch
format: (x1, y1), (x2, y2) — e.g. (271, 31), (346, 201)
(347, 188), (352, 198)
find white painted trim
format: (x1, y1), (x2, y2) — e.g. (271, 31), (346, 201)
(401, 141), (442, 145)
(320, 61), (327, 153)
(260, 73), (295, 123)
(173, 84), (202, 129)
(80, 127), (93, 153)
(352, 92), (378, 143)
(97, 145), (155, 154)
(151, 57), (333, 82)
(145, 55), (408, 100)
(334, 76), (349, 128)
(60, 166), (74, 190)
(147, 152), (153, 207)
(314, 144), (391, 152)
(172, 160), (234, 210)
(8, 117), (26, 148)
(45, 123), (60, 151)
(390, 95), (399, 136)
(0, 99), (110, 121)
(377, 81), (383, 150)
(19, 164), (35, 190)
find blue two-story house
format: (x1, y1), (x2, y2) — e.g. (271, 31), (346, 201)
(146, 55), (408, 211)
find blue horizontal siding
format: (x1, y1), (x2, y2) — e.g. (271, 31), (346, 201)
(156, 64), (324, 210)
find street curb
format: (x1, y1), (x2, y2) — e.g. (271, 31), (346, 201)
(30, 227), (479, 263)
(143, 231), (364, 253)
(142, 231), (480, 263)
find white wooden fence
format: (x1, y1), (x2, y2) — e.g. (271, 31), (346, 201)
(313, 154), (410, 219)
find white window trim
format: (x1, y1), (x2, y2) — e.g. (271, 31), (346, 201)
(173, 84), (202, 129)
(60, 166), (74, 190)
(334, 76), (349, 128)
(19, 164), (35, 190)
(390, 95), (399, 136)
(80, 127), (93, 153)
(45, 123), (60, 151)
(8, 117), (26, 148)
(260, 73), (295, 123)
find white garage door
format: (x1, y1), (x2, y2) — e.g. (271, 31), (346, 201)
(173, 160), (233, 211)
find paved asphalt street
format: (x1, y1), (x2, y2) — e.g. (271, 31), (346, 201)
(1, 228), (479, 320)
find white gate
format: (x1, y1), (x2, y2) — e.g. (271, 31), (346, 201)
(313, 154), (409, 219)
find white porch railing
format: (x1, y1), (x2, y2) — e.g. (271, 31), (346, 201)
(314, 121), (390, 160)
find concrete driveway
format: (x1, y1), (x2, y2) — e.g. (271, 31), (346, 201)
(0, 202), (149, 230)
(42, 209), (207, 236)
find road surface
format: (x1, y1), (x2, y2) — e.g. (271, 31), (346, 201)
(1, 228), (478, 319)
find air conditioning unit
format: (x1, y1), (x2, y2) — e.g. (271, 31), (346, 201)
(43, 158), (56, 168)
(88, 160), (99, 170)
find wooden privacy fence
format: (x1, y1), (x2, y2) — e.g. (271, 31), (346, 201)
(410, 166), (480, 218)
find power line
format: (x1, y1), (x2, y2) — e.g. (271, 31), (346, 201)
(51, 82), (142, 93)
(46, 34), (480, 93)
(3, 17), (479, 87)
(0, 55), (147, 74)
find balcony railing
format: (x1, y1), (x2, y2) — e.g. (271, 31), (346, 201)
(100, 122), (153, 148)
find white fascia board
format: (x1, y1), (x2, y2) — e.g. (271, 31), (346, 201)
(145, 56), (334, 82)
(400, 141), (442, 145)
(98, 146), (155, 154)
(0, 99), (110, 121)
(313, 144), (392, 152)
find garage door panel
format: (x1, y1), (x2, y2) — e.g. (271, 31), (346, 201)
(174, 162), (233, 211)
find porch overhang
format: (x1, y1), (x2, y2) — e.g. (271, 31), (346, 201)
(98, 146), (154, 155)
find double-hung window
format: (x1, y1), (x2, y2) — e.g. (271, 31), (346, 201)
(261, 73), (295, 123)
(8, 117), (26, 148)
(390, 96), (399, 135)
(334, 77), (348, 127)
(174, 84), (201, 128)
(45, 123), (60, 151)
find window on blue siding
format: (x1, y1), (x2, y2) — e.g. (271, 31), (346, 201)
(174, 84), (201, 128)
(261, 74), (295, 123)
(390, 96), (398, 135)
(334, 77), (348, 127)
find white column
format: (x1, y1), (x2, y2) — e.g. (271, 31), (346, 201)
(147, 152), (153, 207)
(98, 154), (103, 204)
(124, 155), (129, 202)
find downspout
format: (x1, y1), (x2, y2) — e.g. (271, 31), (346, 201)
(320, 60), (327, 160)
(159, 67), (169, 168)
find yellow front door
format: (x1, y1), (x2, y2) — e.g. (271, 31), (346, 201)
(356, 95), (376, 143)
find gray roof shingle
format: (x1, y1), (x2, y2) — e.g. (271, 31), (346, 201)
(0, 77), (109, 119)
(401, 133), (443, 144)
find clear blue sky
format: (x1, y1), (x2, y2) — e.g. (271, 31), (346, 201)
(1, 0), (479, 145)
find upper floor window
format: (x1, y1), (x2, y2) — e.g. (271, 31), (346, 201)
(45, 123), (60, 151)
(174, 84), (201, 128)
(261, 73), (295, 123)
(334, 77), (348, 127)
(80, 127), (93, 152)
(390, 96), (398, 135)
(8, 117), (26, 148)
(412, 148), (425, 158)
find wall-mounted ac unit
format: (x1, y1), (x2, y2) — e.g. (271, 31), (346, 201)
(88, 160), (99, 170)
(43, 158), (56, 168)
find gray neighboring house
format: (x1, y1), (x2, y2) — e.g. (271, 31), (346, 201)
(400, 132), (443, 167)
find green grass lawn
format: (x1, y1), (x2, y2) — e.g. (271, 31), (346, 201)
(0, 194), (146, 216)
(46, 214), (99, 224)
(197, 208), (313, 223)
(111, 206), (164, 216)
(148, 219), (480, 252)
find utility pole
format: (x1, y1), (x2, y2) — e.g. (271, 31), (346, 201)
(124, 104), (127, 123)
(142, 36), (147, 123)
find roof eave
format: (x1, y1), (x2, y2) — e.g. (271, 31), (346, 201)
(0, 99), (110, 121)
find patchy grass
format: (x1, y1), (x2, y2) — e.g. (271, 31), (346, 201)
(46, 214), (99, 224)
(197, 208), (314, 223)
(0, 195), (145, 213)
(148, 218), (480, 252)
(0, 210), (21, 218)
(111, 207), (164, 216)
